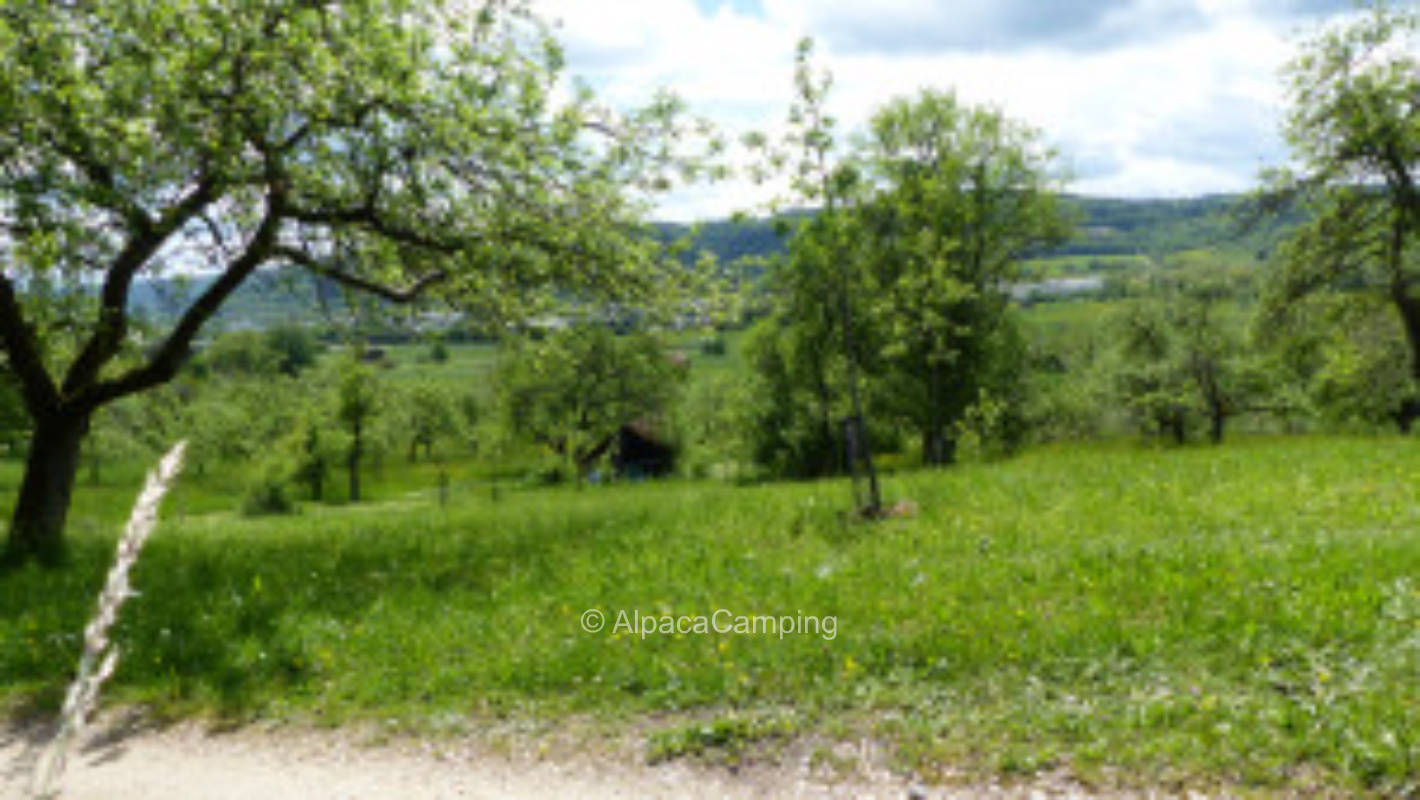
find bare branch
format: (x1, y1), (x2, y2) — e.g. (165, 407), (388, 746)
(285, 201), (469, 254)
(76, 187), (283, 411)
(273, 245), (448, 303)
(61, 175), (221, 396)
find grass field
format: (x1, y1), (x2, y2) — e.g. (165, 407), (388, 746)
(3, 435), (1419, 794)
(1018, 254), (1153, 279)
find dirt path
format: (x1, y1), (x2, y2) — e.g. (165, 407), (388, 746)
(4, 711), (1089, 800)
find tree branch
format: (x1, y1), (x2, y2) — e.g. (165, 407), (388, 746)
(273, 245), (447, 303)
(0, 275), (60, 417)
(61, 176), (221, 396)
(285, 201), (466, 254)
(75, 187), (284, 411)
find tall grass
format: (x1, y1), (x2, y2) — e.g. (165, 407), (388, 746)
(1, 436), (1417, 793)
(26, 442), (186, 800)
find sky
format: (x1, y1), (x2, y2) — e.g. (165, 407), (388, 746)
(531, 0), (1364, 222)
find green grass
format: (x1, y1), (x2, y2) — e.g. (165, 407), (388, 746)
(371, 341), (501, 385)
(3, 436), (1419, 793)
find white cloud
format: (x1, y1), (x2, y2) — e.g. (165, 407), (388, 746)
(531, 0), (1348, 220)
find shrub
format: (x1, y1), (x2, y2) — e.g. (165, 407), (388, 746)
(698, 335), (727, 356)
(240, 461), (298, 516)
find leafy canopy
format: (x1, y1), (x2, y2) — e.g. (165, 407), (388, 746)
(0, 0), (694, 420)
(1263, 2), (1419, 311)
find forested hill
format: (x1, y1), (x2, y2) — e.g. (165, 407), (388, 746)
(131, 193), (1289, 330)
(659, 193), (1290, 265)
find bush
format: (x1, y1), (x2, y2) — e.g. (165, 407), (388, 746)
(698, 336), (727, 356)
(240, 461), (298, 516)
(429, 340), (450, 363)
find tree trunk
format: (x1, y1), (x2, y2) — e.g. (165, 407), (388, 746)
(1387, 219), (1420, 386)
(348, 418), (362, 503)
(1394, 288), (1420, 379)
(4, 411), (90, 567)
(1394, 399), (1420, 434)
(1208, 407), (1225, 444)
(922, 429), (957, 466)
(922, 361), (950, 466)
(1162, 411), (1186, 445)
(88, 433), (102, 486)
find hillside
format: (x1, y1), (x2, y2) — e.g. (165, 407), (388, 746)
(662, 192), (1291, 267)
(128, 193), (1290, 331)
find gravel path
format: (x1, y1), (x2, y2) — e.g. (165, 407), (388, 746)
(0, 709), (1145, 799)
(1, 712), (947, 800)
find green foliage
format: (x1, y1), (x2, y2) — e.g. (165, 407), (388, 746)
(741, 317), (844, 478)
(0, 369), (28, 453)
(197, 331), (281, 377)
(1107, 273), (1268, 444)
(675, 371), (759, 481)
(196, 324), (322, 379)
(338, 358), (379, 432)
(337, 352), (380, 502)
(495, 325), (686, 476)
(239, 460), (299, 518)
(647, 713), (798, 766)
(1260, 1), (1420, 424)
(857, 90), (1066, 464)
(1308, 295), (1417, 430)
(697, 335), (727, 357)
(286, 411), (342, 503)
(264, 325), (323, 377)
(380, 380), (462, 463)
(745, 61), (1067, 476)
(0, 0), (705, 561)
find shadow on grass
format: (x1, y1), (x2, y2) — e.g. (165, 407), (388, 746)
(2, 497), (653, 723)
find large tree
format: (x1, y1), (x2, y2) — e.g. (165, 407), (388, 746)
(1260, 1), (1420, 425)
(0, 0), (687, 564)
(857, 90), (1069, 464)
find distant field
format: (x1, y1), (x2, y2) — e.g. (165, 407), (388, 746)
(1019, 254), (1152, 279)
(3, 436), (1418, 793)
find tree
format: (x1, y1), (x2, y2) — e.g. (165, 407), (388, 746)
(742, 313), (845, 478)
(1309, 294), (1419, 431)
(337, 354), (379, 503)
(1111, 300), (1196, 444)
(0, 0), (690, 564)
(495, 324), (684, 479)
(265, 325), (323, 377)
(290, 410), (338, 503)
(1259, 1), (1420, 427)
(744, 39), (883, 511)
(1110, 275), (1266, 444)
(386, 379), (459, 463)
(197, 330), (281, 377)
(857, 90), (1069, 464)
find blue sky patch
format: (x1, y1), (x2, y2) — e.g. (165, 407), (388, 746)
(693, 0), (764, 18)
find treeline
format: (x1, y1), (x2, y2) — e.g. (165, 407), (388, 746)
(71, 328), (481, 515)
(659, 193), (1298, 270)
(123, 192), (1295, 338)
